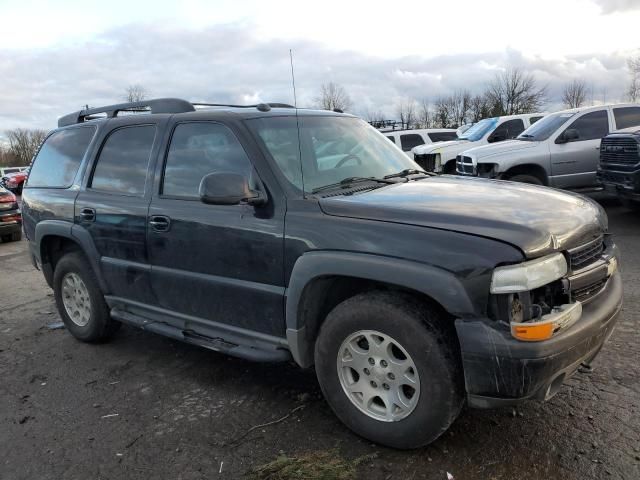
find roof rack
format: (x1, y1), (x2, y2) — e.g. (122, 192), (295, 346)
(58, 99), (296, 127)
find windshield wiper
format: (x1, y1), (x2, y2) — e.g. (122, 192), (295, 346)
(519, 134), (534, 138)
(311, 176), (395, 194)
(383, 168), (434, 179)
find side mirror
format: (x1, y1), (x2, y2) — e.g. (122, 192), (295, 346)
(198, 172), (266, 206)
(557, 128), (579, 144)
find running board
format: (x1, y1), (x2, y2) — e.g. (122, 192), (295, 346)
(111, 308), (291, 363)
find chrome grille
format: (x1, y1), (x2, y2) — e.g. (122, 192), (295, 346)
(600, 137), (640, 165)
(568, 237), (604, 271)
(414, 153), (437, 172)
(456, 155), (474, 175)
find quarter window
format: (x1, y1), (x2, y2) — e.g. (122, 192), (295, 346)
(27, 127), (95, 188)
(90, 125), (156, 195)
(613, 107), (640, 130)
(385, 136), (396, 144)
(562, 110), (609, 142)
(162, 122), (253, 198)
(400, 134), (424, 151)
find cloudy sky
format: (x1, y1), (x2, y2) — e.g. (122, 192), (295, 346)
(1, 0), (639, 136)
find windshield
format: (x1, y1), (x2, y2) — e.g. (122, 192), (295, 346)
(517, 112), (576, 141)
(458, 117), (499, 141)
(247, 116), (419, 193)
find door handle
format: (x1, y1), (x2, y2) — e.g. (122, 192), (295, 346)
(149, 215), (171, 232)
(79, 207), (96, 222)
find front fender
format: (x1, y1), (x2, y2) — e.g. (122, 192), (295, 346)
(285, 251), (476, 367)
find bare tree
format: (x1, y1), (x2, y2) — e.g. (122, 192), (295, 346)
(562, 79), (587, 108)
(5, 128), (48, 165)
(485, 68), (546, 115)
(416, 99), (432, 129)
(469, 94), (491, 122)
(124, 84), (148, 103)
(396, 99), (417, 130)
(447, 90), (472, 127)
(0, 144), (19, 167)
(316, 82), (353, 111)
(628, 56), (640, 102)
(433, 97), (453, 128)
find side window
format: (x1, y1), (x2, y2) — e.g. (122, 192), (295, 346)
(562, 110), (609, 142)
(613, 107), (640, 130)
(90, 125), (156, 196)
(490, 119), (525, 142)
(162, 122), (253, 198)
(428, 132), (457, 142)
(27, 127), (95, 188)
(529, 116), (543, 125)
(386, 135), (396, 144)
(400, 134), (425, 151)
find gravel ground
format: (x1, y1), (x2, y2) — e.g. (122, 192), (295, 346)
(0, 195), (638, 480)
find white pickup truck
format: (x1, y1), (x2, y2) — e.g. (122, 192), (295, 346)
(411, 113), (544, 173)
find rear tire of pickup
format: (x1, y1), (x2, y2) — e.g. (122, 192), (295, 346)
(507, 173), (543, 185)
(314, 291), (463, 449)
(53, 252), (120, 342)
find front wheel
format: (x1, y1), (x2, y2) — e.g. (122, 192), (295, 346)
(314, 291), (463, 449)
(507, 173), (543, 185)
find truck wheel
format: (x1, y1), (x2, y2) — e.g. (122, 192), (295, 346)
(314, 291), (463, 449)
(508, 174), (543, 185)
(53, 251), (120, 342)
(1, 231), (21, 242)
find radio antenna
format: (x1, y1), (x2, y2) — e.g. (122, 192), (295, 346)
(290, 49), (305, 197)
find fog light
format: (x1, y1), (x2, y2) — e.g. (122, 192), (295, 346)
(511, 302), (582, 342)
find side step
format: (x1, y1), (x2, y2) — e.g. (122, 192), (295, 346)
(111, 308), (291, 363)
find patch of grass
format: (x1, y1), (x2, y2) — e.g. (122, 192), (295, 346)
(246, 449), (376, 480)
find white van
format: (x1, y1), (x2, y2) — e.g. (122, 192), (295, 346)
(411, 113), (544, 173)
(457, 103), (640, 188)
(382, 129), (458, 157)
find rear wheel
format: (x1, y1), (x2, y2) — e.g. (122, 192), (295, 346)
(53, 251), (120, 342)
(507, 173), (543, 185)
(314, 291), (463, 449)
(1, 231), (21, 242)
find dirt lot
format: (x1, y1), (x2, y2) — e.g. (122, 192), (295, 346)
(1, 195), (639, 480)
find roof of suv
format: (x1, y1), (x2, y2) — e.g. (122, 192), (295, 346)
(549, 102), (640, 117)
(58, 97), (351, 128)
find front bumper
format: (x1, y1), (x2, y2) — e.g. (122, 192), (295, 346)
(455, 271), (623, 408)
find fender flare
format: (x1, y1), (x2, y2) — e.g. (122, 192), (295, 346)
(34, 220), (108, 292)
(285, 251), (476, 367)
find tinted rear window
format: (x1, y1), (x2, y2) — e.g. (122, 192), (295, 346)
(27, 127), (95, 188)
(613, 107), (640, 130)
(90, 125), (156, 196)
(400, 133), (424, 151)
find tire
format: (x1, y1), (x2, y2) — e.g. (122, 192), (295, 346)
(1, 231), (21, 242)
(314, 291), (464, 449)
(507, 173), (543, 185)
(53, 251), (120, 342)
(443, 160), (457, 175)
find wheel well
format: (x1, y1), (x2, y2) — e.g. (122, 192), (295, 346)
(297, 276), (455, 352)
(443, 159), (457, 174)
(503, 164), (549, 185)
(40, 235), (83, 286)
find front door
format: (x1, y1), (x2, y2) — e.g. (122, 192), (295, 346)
(550, 109), (610, 188)
(147, 121), (286, 337)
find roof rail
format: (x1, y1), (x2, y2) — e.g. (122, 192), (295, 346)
(192, 102), (295, 109)
(58, 98), (195, 127)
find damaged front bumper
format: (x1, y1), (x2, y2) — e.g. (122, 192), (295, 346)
(455, 271), (622, 408)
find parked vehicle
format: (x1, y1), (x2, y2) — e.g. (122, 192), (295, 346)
(412, 113), (544, 173)
(0, 186), (22, 242)
(382, 128), (458, 157)
(22, 98), (622, 449)
(0, 166), (28, 177)
(457, 104), (640, 187)
(1, 168), (29, 194)
(598, 126), (640, 210)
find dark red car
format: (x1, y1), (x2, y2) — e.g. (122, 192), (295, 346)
(1, 168), (29, 194)
(0, 186), (22, 242)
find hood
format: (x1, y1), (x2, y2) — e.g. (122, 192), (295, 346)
(463, 139), (541, 160)
(319, 176), (606, 258)
(413, 139), (471, 155)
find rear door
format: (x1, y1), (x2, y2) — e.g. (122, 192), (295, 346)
(147, 120), (286, 337)
(75, 118), (165, 305)
(549, 109), (610, 188)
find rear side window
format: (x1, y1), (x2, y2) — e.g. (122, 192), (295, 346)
(27, 127), (95, 188)
(162, 122), (253, 198)
(385, 135), (396, 144)
(428, 132), (457, 142)
(90, 125), (156, 196)
(400, 134), (424, 151)
(529, 116), (543, 125)
(491, 119), (525, 141)
(613, 107), (640, 130)
(563, 110), (609, 142)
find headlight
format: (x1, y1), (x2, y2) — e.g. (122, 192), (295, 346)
(433, 153), (442, 173)
(490, 253), (567, 294)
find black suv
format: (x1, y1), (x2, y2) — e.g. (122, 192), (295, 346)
(598, 127), (640, 210)
(22, 98), (622, 448)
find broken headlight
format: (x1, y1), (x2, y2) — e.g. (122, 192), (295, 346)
(490, 253), (567, 294)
